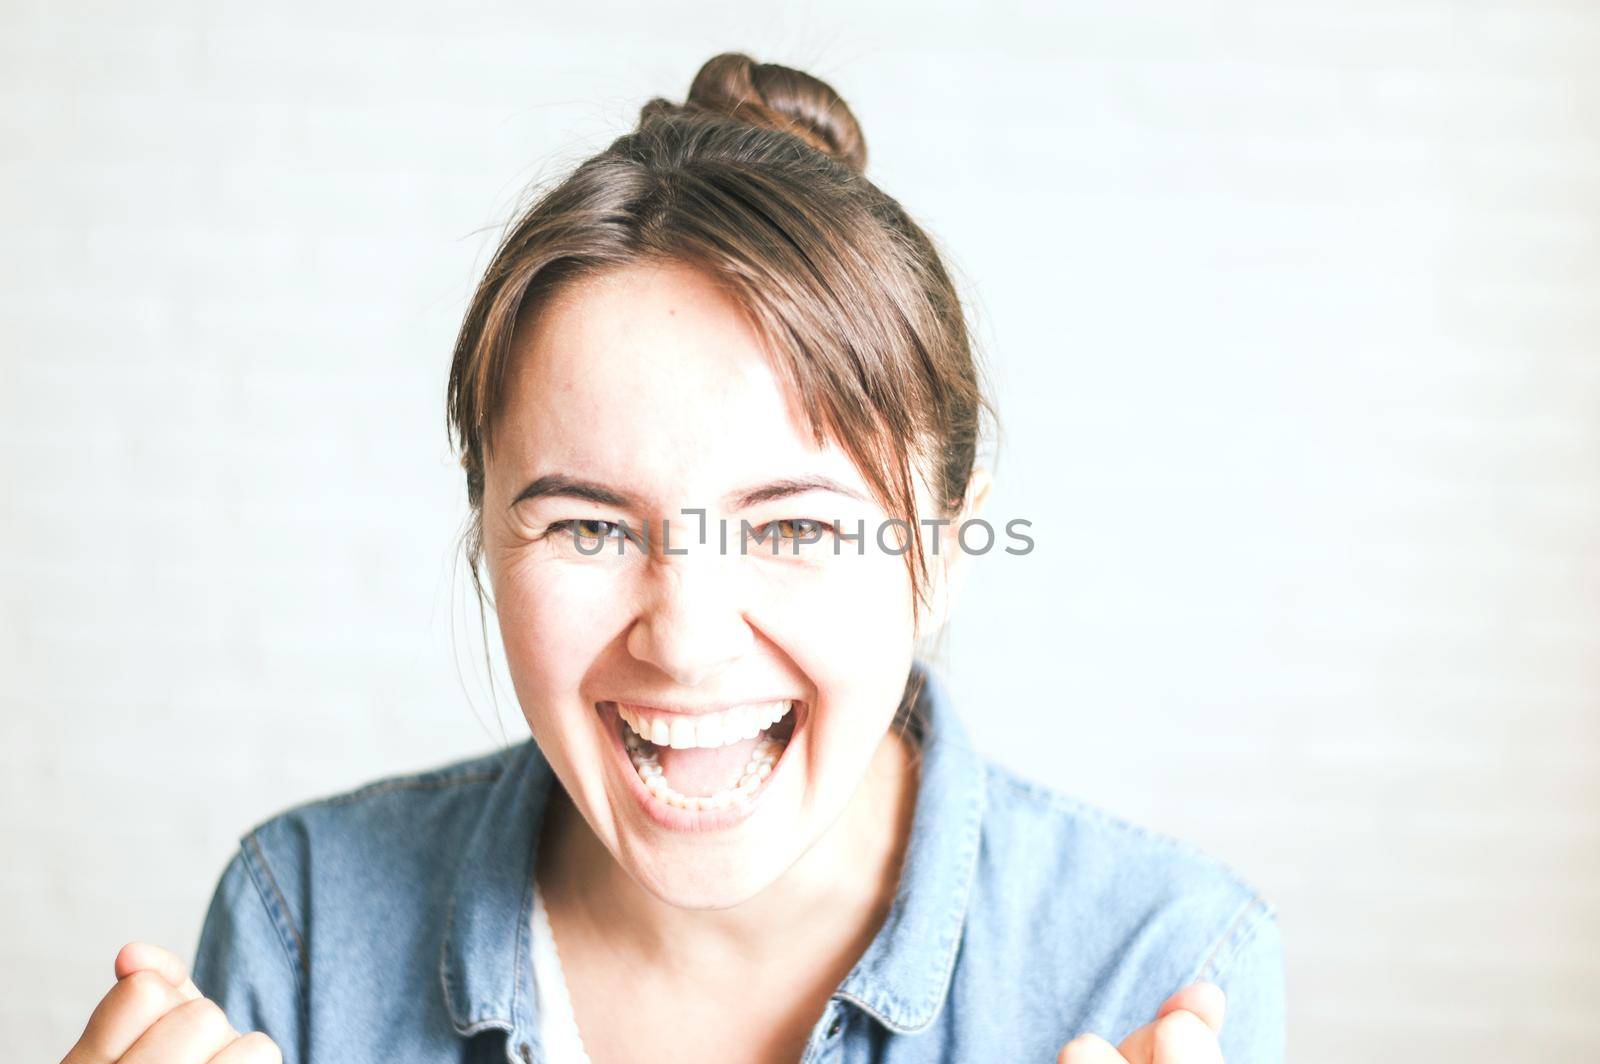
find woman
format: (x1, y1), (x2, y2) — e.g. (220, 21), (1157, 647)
(59, 54), (1284, 1064)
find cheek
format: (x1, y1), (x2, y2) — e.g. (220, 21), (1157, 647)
(757, 549), (918, 722)
(492, 556), (631, 697)
(491, 542), (917, 708)
(777, 549), (915, 650)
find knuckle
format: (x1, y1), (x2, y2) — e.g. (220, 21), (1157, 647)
(76, 973), (170, 1060)
(1153, 1009), (1214, 1053)
(73, 1022), (117, 1064)
(235, 1030), (285, 1062)
(1057, 1033), (1107, 1063)
(119, 969), (175, 1013)
(173, 995), (234, 1038)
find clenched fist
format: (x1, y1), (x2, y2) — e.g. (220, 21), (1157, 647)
(1059, 982), (1226, 1064)
(60, 941), (282, 1064)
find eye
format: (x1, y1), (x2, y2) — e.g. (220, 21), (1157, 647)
(759, 518), (834, 543)
(546, 518), (636, 549)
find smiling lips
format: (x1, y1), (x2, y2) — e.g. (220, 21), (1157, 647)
(615, 699), (794, 749)
(612, 698), (801, 807)
(625, 728), (785, 812)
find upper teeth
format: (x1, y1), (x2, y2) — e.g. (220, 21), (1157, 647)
(618, 699), (793, 749)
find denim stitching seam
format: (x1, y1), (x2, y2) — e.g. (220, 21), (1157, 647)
(832, 736), (984, 1034)
(243, 832), (309, 979)
(1193, 895), (1271, 984)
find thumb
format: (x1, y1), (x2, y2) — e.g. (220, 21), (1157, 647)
(114, 940), (204, 1002)
(1117, 982), (1227, 1064)
(1154, 981), (1225, 1035)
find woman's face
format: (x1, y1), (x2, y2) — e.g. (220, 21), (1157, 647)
(481, 260), (955, 908)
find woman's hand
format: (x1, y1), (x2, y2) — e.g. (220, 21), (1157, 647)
(59, 941), (283, 1064)
(1058, 981), (1226, 1064)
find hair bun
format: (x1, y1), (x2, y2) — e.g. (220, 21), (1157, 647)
(653, 52), (868, 174)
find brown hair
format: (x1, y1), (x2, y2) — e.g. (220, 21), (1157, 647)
(447, 53), (996, 687)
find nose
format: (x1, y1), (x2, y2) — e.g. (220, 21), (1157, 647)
(625, 549), (754, 687)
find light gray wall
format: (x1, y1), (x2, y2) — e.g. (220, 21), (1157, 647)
(4, 2), (1596, 1061)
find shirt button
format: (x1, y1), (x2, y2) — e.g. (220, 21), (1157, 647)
(827, 1016), (843, 1037)
(518, 1042), (533, 1062)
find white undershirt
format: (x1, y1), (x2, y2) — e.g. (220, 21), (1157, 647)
(530, 879), (595, 1064)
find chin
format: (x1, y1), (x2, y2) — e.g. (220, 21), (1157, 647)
(635, 860), (784, 910)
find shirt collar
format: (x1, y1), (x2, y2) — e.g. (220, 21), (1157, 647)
(438, 728), (550, 1046)
(438, 659), (986, 1043)
(832, 659), (987, 1032)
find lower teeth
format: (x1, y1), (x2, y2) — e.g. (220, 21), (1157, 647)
(624, 727), (785, 812)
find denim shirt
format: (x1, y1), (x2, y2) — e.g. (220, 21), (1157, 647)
(192, 662), (1286, 1063)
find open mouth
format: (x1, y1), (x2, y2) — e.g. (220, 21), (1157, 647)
(609, 698), (802, 816)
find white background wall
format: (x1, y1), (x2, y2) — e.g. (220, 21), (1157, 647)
(4, 2), (1597, 1060)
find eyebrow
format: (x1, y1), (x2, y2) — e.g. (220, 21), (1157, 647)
(508, 472), (869, 511)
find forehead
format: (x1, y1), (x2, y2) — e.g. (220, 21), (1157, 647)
(495, 261), (868, 499)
